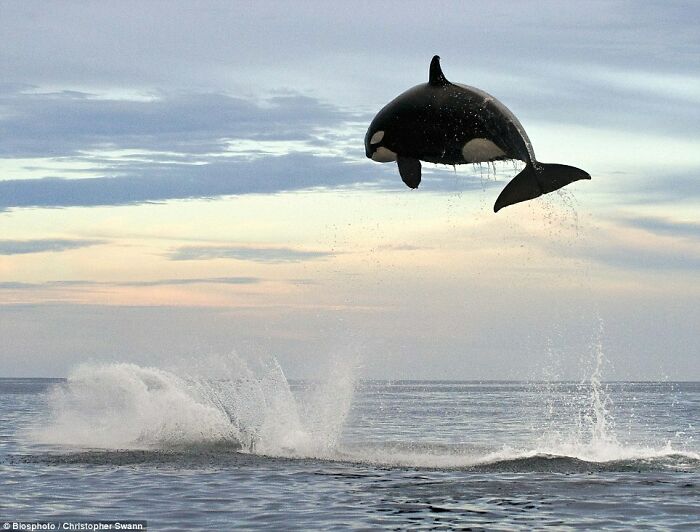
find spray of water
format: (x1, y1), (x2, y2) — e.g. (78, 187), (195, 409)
(32, 363), (241, 449)
(29, 330), (696, 469)
(580, 317), (616, 448)
(527, 317), (690, 463)
(31, 350), (361, 459)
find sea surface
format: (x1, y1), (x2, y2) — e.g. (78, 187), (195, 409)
(1, 360), (699, 530)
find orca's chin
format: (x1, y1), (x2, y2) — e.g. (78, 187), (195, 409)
(371, 147), (397, 162)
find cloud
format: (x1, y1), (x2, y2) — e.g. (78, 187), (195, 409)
(0, 282), (37, 289)
(376, 244), (428, 252)
(3, 2), (697, 90)
(1, 0), (699, 192)
(616, 172), (700, 204)
(621, 216), (700, 241)
(543, 218), (700, 273)
(0, 86), (406, 209)
(0, 239), (105, 255)
(0, 154), (501, 211)
(0, 157), (388, 211)
(169, 245), (334, 263)
(0, 88), (352, 158)
(0, 277), (262, 290)
(120, 277), (260, 286)
(588, 245), (700, 272)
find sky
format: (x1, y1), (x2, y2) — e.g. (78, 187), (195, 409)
(1, 1), (699, 380)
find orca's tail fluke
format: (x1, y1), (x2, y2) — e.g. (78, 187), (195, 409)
(493, 162), (590, 212)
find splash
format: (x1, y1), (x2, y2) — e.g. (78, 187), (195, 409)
(297, 352), (357, 452)
(27, 333), (697, 472)
(32, 363), (239, 449)
(528, 318), (680, 464)
(31, 351), (360, 459)
(580, 318), (615, 448)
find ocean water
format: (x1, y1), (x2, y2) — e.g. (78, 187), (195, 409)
(1, 354), (698, 530)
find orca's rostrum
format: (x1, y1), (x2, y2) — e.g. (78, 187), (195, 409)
(365, 56), (590, 212)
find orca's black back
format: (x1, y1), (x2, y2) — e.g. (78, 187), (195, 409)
(368, 82), (535, 166)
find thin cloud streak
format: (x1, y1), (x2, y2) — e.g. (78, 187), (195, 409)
(543, 221), (700, 274)
(0, 277), (262, 290)
(622, 216), (700, 241)
(0, 239), (105, 255)
(169, 245), (335, 263)
(0, 155), (386, 211)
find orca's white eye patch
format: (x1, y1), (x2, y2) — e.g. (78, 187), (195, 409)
(370, 130), (385, 144)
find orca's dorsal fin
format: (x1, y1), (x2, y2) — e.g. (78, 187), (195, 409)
(429, 55), (449, 86)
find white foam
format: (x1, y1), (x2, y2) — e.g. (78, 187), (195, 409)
(31, 351), (360, 458)
(32, 363), (240, 449)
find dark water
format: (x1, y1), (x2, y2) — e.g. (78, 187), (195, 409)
(1, 373), (699, 530)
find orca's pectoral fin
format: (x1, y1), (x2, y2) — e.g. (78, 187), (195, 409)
(493, 163), (590, 212)
(397, 156), (421, 189)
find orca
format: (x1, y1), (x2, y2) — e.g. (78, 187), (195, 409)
(365, 56), (590, 212)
